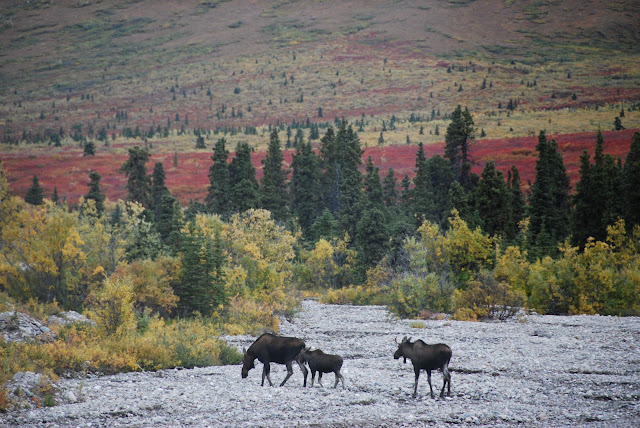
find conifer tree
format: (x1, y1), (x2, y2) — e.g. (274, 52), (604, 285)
(85, 171), (105, 215)
(623, 132), (640, 229)
(156, 193), (183, 253)
(83, 141), (96, 156)
(571, 131), (623, 246)
(475, 162), (511, 238)
(25, 175), (44, 206)
(507, 165), (526, 239)
(363, 155), (384, 209)
(120, 146), (151, 208)
(444, 105), (475, 186)
(318, 127), (339, 215)
(528, 131), (571, 258)
(291, 140), (322, 240)
(260, 130), (288, 221)
(382, 168), (398, 208)
(412, 142), (429, 224)
(335, 121), (364, 238)
(206, 138), (231, 217)
(310, 208), (338, 242)
(229, 141), (260, 212)
(177, 223), (226, 316)
(151, 162), (170, 222)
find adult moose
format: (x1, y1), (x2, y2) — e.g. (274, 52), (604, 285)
(393, 336), (452, 398)
(241, 333), (308, 387)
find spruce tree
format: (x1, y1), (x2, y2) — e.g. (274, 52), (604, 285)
(528, 131), (571, 258)
(507, 165), (526, 239)
(25, 175), (44, 206)
(475, 162), (511, 238)
(382, 168), (398, 208)
(120, 146), (151, 208)
(335, 121), (364, 238)
(310, 208), (338, 242)
(444, 105), (475, 186)
(260, 130), (288, 221)
(206, 138), (231, 217)
(229, 141), (260, 213)
(291, 140), (322, 240)
(363, 155), (384, 209)
(571, 131), (623, 247)
(85, 171), (105, 215)
(623, 132), (640, 229)
(177, 224), (226, 317)
(51, 186), (59, 205)
(412, 142), (429, 225)
(318, 127), (339, 215)
(156, 193), (183, 254)
(83, 141), (96, 156)
(151, 162), (170, 222)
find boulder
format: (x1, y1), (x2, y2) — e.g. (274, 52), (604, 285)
(0, 311), (56, 343)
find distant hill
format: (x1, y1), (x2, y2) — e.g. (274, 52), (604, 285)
(1, 0), (639, 203)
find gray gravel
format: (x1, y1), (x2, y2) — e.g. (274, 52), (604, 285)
(3, 300), (640, 427)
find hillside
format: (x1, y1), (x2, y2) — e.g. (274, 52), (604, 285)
(1, 0), (639, 202)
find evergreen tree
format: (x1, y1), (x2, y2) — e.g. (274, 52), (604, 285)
(25, 175), (44, 206)
(195, 134), (206, 149)
(85, 171), (105, 215)
(475, 162), (511, 238)
(229, 141), (260, 212)
(444, 105), (475, 186)
(382, 168), (398, 207)
(120, 146), (151, 208)
(176, 223), (226, 316)
(83, 141), (96, 156)
(291, 140), (322, 240)
(318, 127), (339, 215)
(528, 131), (571, 258)
(51, 186), (59, 204)
(412, 142), (429, 224)
(260, 130), (288, 221)
(206, 138), (232, 217)
(335, 121), (364, 238)
(571, 131), (623, 247)
(310, 208), (338, 242)
(623, 132), (640, 229)
(507, 165), (526, 239)
(151, 162), (170, 222)
(355, 206), (389, 280)
(156, 193), (183, 253)
(363, 155), (384, 209)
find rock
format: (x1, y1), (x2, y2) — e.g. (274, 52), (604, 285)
(47, 311), (95, 327)
(0, 311), (57, 343)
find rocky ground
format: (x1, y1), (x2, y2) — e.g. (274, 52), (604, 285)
(3, 300), (639, 427)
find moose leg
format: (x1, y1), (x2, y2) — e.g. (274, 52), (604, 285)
(279, 361), (294, 386)
(317, 372), (324, 387)
(334, 371), (344, 388)
(262, 363), (273, 387)
(311, 370), (316, 387)
(296, 358), (308, 387)
(426, 370), (435, 399)
(441, 365), (451, 398)
(412, 367), (421, 398)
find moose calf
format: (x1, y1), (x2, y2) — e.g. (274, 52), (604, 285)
(298, 347), (345, 388)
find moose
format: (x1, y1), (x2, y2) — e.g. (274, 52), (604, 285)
(241, 333), (308, 387)
(297, 347), (345, 388)
(393, 336), (452, 398)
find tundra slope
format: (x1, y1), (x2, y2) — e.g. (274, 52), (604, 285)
(4, 300), (640, 427)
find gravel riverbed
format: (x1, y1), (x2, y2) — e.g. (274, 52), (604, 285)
(3, 300), (640, 427)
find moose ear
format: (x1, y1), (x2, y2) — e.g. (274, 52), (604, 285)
(242, 347), (247, 354)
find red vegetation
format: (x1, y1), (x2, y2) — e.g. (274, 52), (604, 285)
(3, 129), (638, 205)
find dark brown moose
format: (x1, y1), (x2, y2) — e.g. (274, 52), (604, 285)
(393, 336), (452, 398)
(298, 347), (345, 388)
(241, 333), (308, 386)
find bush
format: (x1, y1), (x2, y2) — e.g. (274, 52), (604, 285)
(452, 271), (525, 320)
